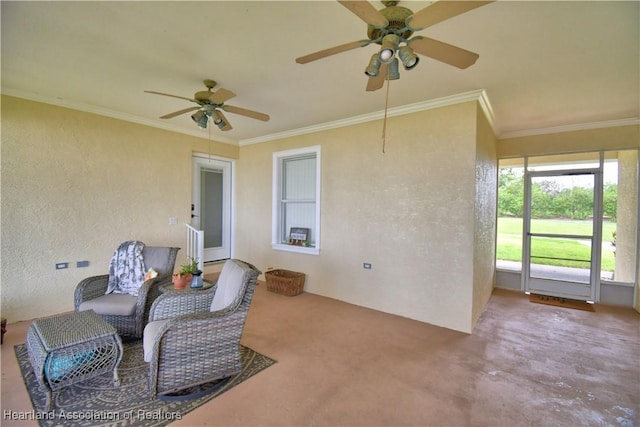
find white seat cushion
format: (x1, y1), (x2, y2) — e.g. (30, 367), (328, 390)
(210, 260), (248, 312)
(143, 319), (169, 363)
(78, 294), (137, 316)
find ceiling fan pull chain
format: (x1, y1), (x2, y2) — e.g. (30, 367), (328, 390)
(381, 76), (391, 154)
(208, 118), (212, 160)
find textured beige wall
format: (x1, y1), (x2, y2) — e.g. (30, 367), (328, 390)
(236, 102), (489, 333)
(1, 95), (237, 322)
(472, 108), (498, 328)
(616, 150), (638, 283)
(497, 125), (639, 158)
(615, 150), (640, 314)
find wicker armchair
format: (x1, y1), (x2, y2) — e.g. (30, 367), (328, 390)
(143, 259), (260, 399)
(74, 246), (179, 338)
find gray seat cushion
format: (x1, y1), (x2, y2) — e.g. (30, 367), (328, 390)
(78, 294), (137, 316)
(143, 319), (169, 362)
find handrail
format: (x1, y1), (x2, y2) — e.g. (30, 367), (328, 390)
(185, 224), (204, 271)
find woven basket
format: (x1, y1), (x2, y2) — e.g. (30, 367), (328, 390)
(265, 269), (305, 296)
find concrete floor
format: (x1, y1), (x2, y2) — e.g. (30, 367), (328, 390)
(2, 285), (639, 426)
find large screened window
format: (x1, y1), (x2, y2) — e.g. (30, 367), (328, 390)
(496, 150), (638, 287)
(272, 146), (321, 255)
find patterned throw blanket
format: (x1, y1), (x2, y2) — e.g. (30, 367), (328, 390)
(105, 241), (146, 296)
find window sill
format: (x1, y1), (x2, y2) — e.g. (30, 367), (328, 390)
(272, 243), (319, 256)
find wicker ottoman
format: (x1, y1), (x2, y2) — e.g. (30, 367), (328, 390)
(25, 310), (123, 410)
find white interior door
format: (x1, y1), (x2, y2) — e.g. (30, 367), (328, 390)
(192, 155), (232, 262)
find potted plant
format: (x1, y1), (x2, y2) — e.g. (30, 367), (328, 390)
(172, 257), (199, 290)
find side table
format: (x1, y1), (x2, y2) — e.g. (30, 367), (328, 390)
(25, 310), (123, 410)
(159, 279), (214, 293)
(153, 280), (216, 316)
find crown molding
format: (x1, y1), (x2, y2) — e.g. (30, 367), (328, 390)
(499, 118), (640, 139)
(240, 89), (494, 146)
(4, 86), (497, 146)
(6, 87), (634, 145)
(1, 87), (238, 145)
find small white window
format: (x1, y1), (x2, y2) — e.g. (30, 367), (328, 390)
(272, 146), (321, 255)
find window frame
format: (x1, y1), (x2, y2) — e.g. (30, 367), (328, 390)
(496, 150), (638, 289)
(272, 145), (321, 255)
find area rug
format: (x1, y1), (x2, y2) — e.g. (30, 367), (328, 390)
(14, 340), (276, 427)
(529, 293), (595, 312)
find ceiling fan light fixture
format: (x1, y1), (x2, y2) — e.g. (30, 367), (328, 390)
(215, 119), (227, 130)
(379, 48), (394, 63)
(378, 34), (400, 64)
(398, 45), (419, 70)
(211, 110), (224, 125)
(364, 53), (382, 76)
(388, 58), (400, 80)
(191, 110), (208, 129)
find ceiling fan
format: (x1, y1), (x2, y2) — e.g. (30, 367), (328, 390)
(145, 79), (270, 131)
(296, 0), (493, 91)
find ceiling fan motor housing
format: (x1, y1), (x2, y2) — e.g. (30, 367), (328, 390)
(195, 91), (214, 103)
(367, 6), (414, 43)
(195, 80), (218, 103)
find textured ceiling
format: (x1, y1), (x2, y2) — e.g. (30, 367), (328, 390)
(2, 1), (638, 145)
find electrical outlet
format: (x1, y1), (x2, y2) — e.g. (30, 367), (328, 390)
(56, 262), (69, 270)
(363, 263), (372, 270)
(169, 217), (178, 225)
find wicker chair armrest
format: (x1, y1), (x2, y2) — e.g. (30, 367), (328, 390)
(170, 308), (238, 326)
(148, 287), (216, 322)
(151, 308), (246, 358)
(134, 277), (161, 317)
(74, 275), (109, 309)
(136, 277), (162, 304)
(136, 279), (153, 300)
(143, 276), (170, 308)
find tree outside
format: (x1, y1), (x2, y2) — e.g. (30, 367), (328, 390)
(497, 168), (617, 273)
(498, 168), (618, 220)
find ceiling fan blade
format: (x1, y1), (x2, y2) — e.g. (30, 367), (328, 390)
(216, 110), (233, 131)
(366, 63), (388, 92)
(406, 1), (493, 31)
(144, 90), (197, 103)
(409, 36), (479, 69)
(338, 1), (388, 28)
(223, 105), (270, 122)
(159, 106), (200, 119)
(296, 39), (371, 64)
(209, 88), (236, 104)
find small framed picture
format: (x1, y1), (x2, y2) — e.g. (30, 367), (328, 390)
(289, 227), (309, 246)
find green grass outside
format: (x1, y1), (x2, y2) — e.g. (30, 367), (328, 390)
(497, 217), (616, 271)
